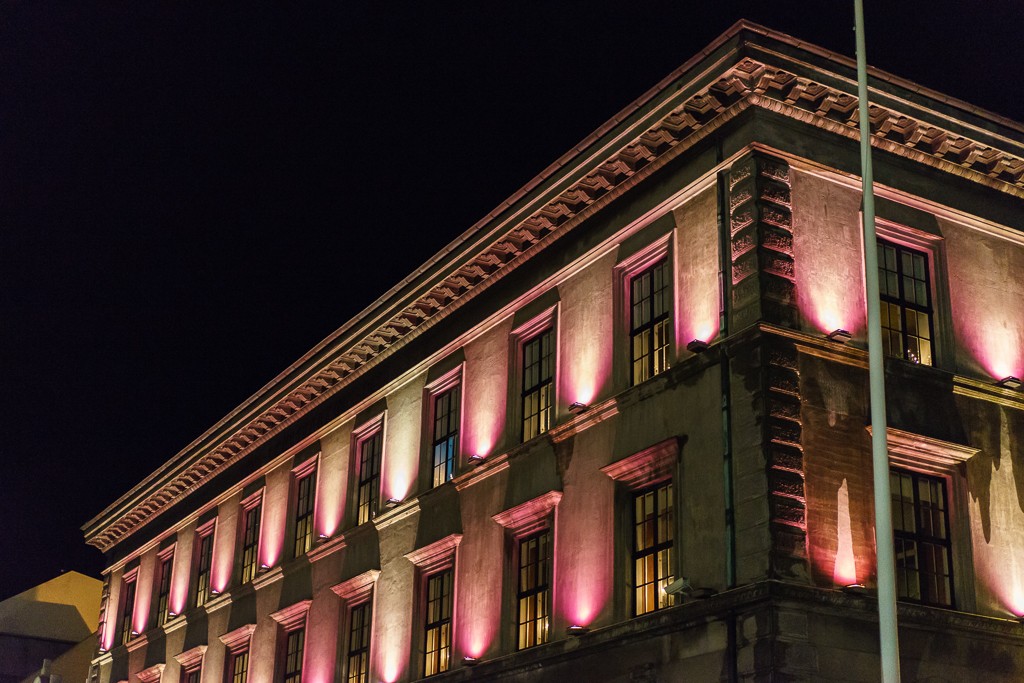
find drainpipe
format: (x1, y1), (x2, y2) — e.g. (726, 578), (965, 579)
(716, 139), (738, 683)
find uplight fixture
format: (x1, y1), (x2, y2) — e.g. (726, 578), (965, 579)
(827, 329), (852, 344)
(568, 401), (588, 414)
(385, 497), (401, 509)
(463, 656), (480, 667)
(686, 339), (709, 353)
(468, 455), (486, 467)
(842, 583), (869, 596)
(566, 624), (590, 637)
(997, 376), (1022, 390)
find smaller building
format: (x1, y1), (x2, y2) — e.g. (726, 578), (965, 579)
(0, 571), (103, 683)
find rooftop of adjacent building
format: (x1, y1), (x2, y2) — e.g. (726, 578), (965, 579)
(0, 571), (101, 643)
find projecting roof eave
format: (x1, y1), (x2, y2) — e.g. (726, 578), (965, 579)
(84, 20), (1024, 554)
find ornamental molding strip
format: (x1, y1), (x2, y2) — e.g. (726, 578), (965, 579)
(84, 28), (1024, 554)
(173, 644), (207, 671)
(492, 491), (562, 539)
(601, 438), (682, 490)
(218, 623), (257, 653)
(404, 533), (462, 573)
(269, 600), (312, 631)
(331, 569), (381, 603)
(136, 664), (165, 683)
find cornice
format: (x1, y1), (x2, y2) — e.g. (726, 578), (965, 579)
(86, 30), (1024, 554)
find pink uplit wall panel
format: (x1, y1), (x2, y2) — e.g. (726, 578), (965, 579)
(944, 219), (1024, 381)
(791, 172), (866, 337)
(968, 416), (1024, 617)
(383, 376), (424, 502)
(303, 590), (339, 683)
(455, 484), (505, 659)
(100, 569), (122, 650)
(318, 424), (352, 539)
(259, 465), (291, 570)
(673, 185), (721, 349)
(555, 430), (614, 629)
(832, 478), (857, 586)
(464, 319), (512, 458)
(211, 500), (239, 594)
(373, 518), (418, 683)
(169, 526), (196, 617)
(557, 252), (615, 408)
(131, 553), (155, 635)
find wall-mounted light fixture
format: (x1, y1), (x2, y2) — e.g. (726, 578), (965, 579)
(468, 455), (486, 467)
(315, 532), (329, 545)
(210, 588), (221, 596)
(686, 339), (709, 353)
(130, 630), (140, 637)
(568, 401), (588, 414)
(463, 656), (480, 667)
(827, 329), (852, 344)
(258, 562), (271, 573)
(841, 583), (870, 596)
(385, 497), (401, 509)
(167, 611), (178, 618)
(566, 624), (590, 637)
(997, 376), (1022, 390)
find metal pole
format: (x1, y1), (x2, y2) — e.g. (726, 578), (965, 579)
(854, 2), (901, 681)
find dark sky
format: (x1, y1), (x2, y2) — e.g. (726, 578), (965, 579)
(2, 2), (1022, 599)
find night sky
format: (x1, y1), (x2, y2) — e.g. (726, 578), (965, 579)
(2, 2), (1022, 600)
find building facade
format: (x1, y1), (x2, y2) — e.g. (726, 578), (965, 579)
(83, 21), (1024, 683)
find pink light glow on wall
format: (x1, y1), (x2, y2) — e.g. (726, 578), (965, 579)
(132, 570), (152, 635)
(800, 284), (864, 339)
(556, 478), (613, 628)
(464, 322), (510, 458)
(211, 521), (234, 595)
(316, 473), (345, 540)
(560, 336), (611, 408)
(958, 313), (1023, 382)
(169, 548), (191, 617)
(377, 648), (403, 683)
(259, 488), (288, 570)
(833, 478), (858, 585)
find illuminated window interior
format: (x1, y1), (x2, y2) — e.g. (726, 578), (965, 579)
(630, 259), (671, 385)
(346, 601), (372, 683)
(228, 649), (249, 683)
(194, 531), (214, 608)
(521, 329), (554, 441)
(155, 552), (173, 626)
(423, 569), (453, 676)
(357, 431), (383, 525)
(240, 501), (262, 583)
(516, 529), (551, 650)
(878, 240), (933, 365)
(633, 483), (675, 615)
(891, 468), (954, 607)
(118, 576), (136, 645)
(282, 628), (304, 683)
(432, 385), (460, 487)
(293, 469), (316, 558)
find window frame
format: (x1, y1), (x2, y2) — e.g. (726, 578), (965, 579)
(174, 645), (207, 683)
(631, 482), (676, 616)
(269, 601), (311, 683)
(331, 569), (379, 683)
(877, 238), (935, 366)
(425, 366), (463, 489)
(219, 624), (257, 683)
(238, 490), (264, 584)
(192, 518), (216, 609)
(154, 545), (175, 627)
(616, 235), (673, 389)
(602, 437), (681, 620)
(405, 534), (461, 678)
(890, 467), (955, 607)
(353, 416), (385, 526)
(118, 568), (139, 646)
(492, 491), (561, 651)
(291, 455), (318, 559)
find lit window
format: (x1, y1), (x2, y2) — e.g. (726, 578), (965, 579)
(521, 329), (554, 441)
(346, 601), (372, 683)
(240, 500), (262, 583)
(182, 670), (200, 683)
(357, 431), (383, 525)
(432, 385), (460, 487)
(878, 240), (933, 365)
(516, 530), (551, 650)
(194, 528), (214, 608)
(423, 569), (453, 676)
(630, 260), (671, 385)
(228, 649), (249, 683)
(293, 469), (316, 557)
(633, 483), (675, 615)
(118, 575), (137, 645)
(891, 469), (953, 607)
(155, 551), (173, 626)
(282, 628), (304, 683)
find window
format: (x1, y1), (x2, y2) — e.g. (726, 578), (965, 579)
(182, 670), (200, 683)
(521, 329), (554, 441)
(282, 628), (305, 683)
(516, 530), (551, 649)
(423, 569), (453, 676)
(228, 649), (249, 683)
(346, 601), (372, 683)
(155, 549), (174, 626)
(240, 496), (262, 583)
(174, 644), (206, 683)
(431, 385), (460, 487)
(629, 259), (671, 385)
(293, 467), (316, 557)
(878, 240), (933, 365)
(357, 430), (383, 525)
(891, 468), (954, 607)
(633, 483), (676, 615)
(118, 574), (137, 645)
(193, 524), (215, 608)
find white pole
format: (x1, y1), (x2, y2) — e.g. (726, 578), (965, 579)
(854, 2), (901, 681)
